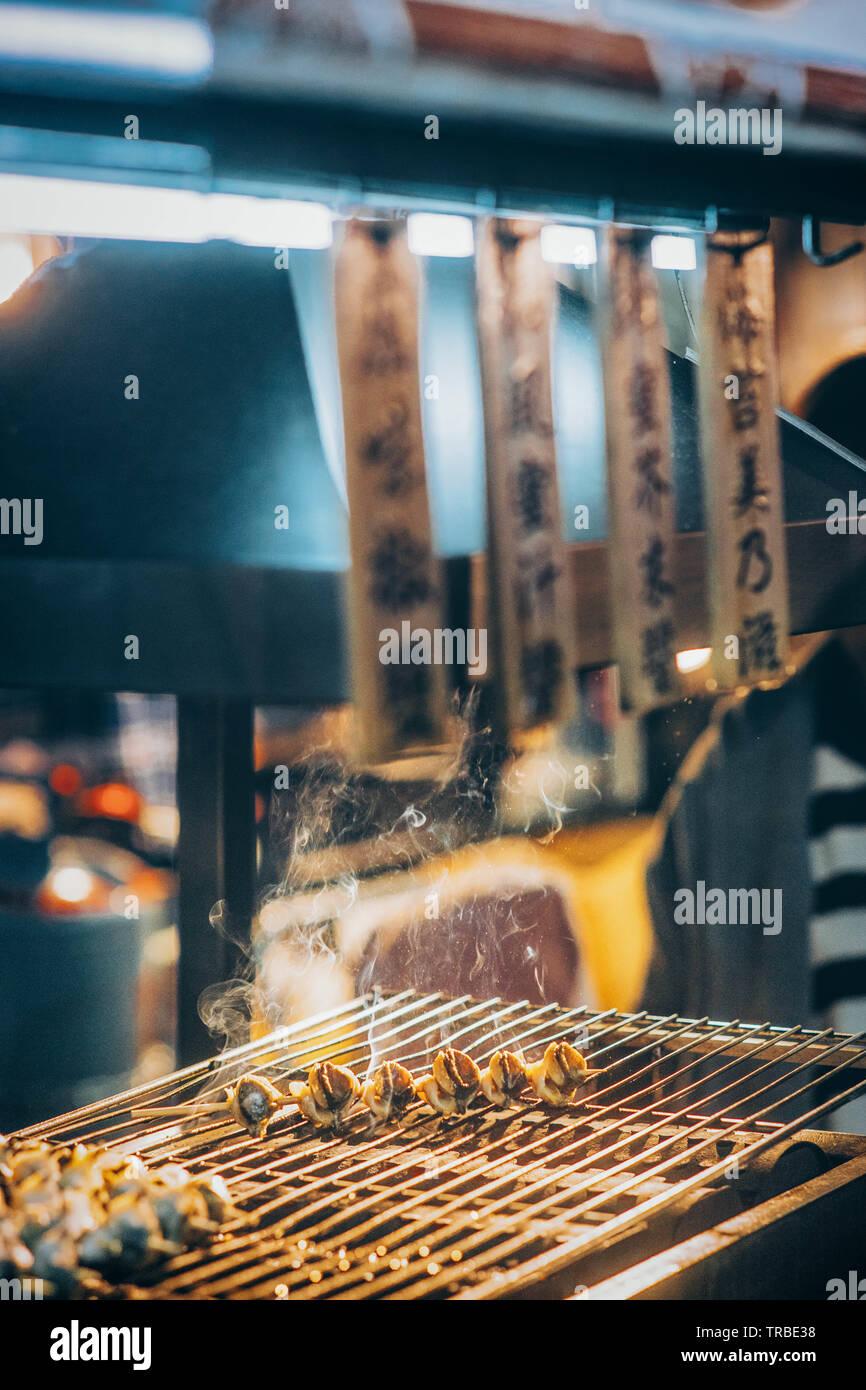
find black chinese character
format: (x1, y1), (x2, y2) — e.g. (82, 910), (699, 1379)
(521, 639), (563, 723)
(640, 537), (673, 609)
(732, 446), (770, 518)
(369, 528), (434, 611)
(512, 457), (551, 533)
(630, 363), (658, 436)
(361, 306), (410, 376)
(515, 547), (561, 621)
(382, 662), (434, 739)
(740, 610), (782, 676)
(634, 446), (671, 516)
(718, 284), (761, 346)
(641, 619), (676, 695)
(361, 401), (415, 497)
(509, 372), (553, 438)
(736, 527), (772, 594)
(731, 371), (761, 432)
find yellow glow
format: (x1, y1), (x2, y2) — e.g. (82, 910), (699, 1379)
(0, 237), (33, 302)
(139, 803), (179, 843)
(50, 866), (95, 903)
(676, 646), (712, 674)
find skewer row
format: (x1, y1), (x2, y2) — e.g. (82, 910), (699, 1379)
(136, 1040), (596, 1135)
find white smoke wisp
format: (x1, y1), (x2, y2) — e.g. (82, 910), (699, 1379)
(194, 691), (521, 1073)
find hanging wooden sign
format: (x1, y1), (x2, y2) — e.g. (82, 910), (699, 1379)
(699, 229), (789, 690)
(601, 226), (679, 711)
(476, 217), (578, 735)
(334, 217), (447, 763)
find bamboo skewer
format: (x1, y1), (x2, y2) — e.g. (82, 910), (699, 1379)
(130, 1061), (604, 1126)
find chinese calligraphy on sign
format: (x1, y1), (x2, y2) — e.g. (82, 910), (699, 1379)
(602, 227), (678, 709)
(336, 218), (447, 761)
(477, 218), (578, 733)
(699, 230), (789, 690)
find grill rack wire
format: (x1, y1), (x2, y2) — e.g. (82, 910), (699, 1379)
(13, 989), (866, 1299)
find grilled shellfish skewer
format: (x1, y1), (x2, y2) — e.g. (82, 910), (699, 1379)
(289, 1062), (361, 1130)
(524, 1041), (590, 1106)
(361, 1062), (416, 1123)
(479, 1049), (527, 1107)
(134, 1073), (293, 1138)
(415, 1048), (481, 1116)
(225, 1075), (293, 1138)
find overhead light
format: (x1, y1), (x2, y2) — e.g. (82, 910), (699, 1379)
(651, 235), (697, 271)
(407, 213), (475, 258)
(207, 194), (333, 250)
(0, 5), (213, 80)
(0, 175), (334, 248)
(541, 224), (597, 266)
(676, 646), (711, 673)
(0, 236), (33, 301)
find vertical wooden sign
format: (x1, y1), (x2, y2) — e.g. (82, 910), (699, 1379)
(601, 226), (679, 711)
(476, 218), (578, 735)
(699, 230), (789, 690)
(335, 218), (447, 763)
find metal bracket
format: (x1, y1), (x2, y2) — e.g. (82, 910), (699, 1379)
(802, 214), (864, 268)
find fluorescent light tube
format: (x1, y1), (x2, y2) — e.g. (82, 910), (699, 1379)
(540, 224), (597, 266)
(407, 213), (475, 258)
(0, 175), (334, 248)
(651, 235), (697, 270)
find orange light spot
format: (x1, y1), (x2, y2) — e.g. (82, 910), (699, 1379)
(88, 782), (141, 821)
(50, 764), (82, 796)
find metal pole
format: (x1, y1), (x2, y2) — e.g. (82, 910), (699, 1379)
(176, 697), (256, 1066)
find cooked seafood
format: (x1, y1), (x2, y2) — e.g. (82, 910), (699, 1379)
(58, 1145), (147, 1195)
(77, 1192), (175, 1274)
(361, 1061), (416, 1122)
(479, 1049), (527, 1107)
(225, 1074), (291, 1138)
(0, 1215), (33, 1276)
(30, 1230), (87, 1299)
(188, 1172), (238, 1224)
(1, 1139), (59, 1187)
(290, 1062), (361, 1130)
(0, 1132), (241, 1294)
(416, 1049), (481, 1116)
(149, 1184), (214, 1247)
(525, 1041), (588, 1106)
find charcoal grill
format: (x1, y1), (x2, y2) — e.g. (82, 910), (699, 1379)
(12, 989), (866, 1299)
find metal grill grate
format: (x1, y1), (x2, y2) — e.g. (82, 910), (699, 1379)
(13, 990), (866, 1299)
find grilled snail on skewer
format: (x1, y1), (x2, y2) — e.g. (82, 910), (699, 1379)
(362, 1062), (416, 1123)
(525, 1041), (588, 1106)
(290, 1062), (361, 1130)
(479, 1049), (527, 1107)
(225, 1074), (291, 1138)
(132, 1071), (293, 1138)
(416, 1049), (481, 1116)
